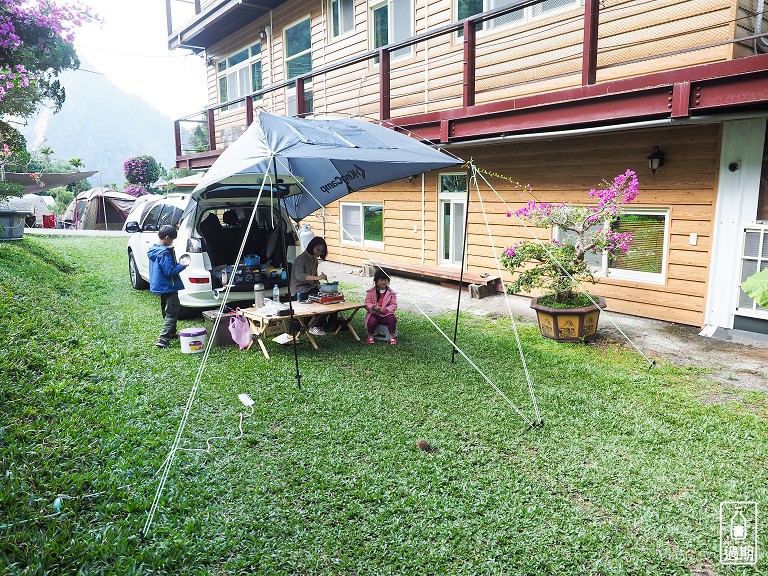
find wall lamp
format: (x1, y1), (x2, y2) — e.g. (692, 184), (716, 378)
(647, 145), (665, 175)
(259, 27), (268, 41)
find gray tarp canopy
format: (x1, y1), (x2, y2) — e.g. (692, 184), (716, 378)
(4, 171), (97, 193)
(190, 112), (462, 221)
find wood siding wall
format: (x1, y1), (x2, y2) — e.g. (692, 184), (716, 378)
(203, 0), (745, 129)
(310, 124), (720, 327)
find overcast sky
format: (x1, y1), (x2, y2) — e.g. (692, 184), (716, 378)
(73, 0), (207, 119)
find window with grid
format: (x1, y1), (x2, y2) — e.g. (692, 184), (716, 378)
(341, 202), (384, 246)
(285, 17), (312, 79)
(738, 227), (768, 315)
(370, 0), (413, 61)
(217, 45), (262, 110)
(330, 0), (355, 39)
(456, 0), (577, 36)
(556, 209), (669, 283)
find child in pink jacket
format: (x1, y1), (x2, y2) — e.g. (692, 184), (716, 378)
(365, 269), (398, 345)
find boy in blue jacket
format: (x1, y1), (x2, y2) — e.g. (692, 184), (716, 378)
(148, 225), (188, 348)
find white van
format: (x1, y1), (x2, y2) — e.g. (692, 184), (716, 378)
(125, 188), (300, 314)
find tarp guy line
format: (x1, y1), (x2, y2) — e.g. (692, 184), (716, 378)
(142, 173), (271, 539)
(272, 154), (538, 428)
(472, 169), (655, 367)
(470, 162), (542, 424)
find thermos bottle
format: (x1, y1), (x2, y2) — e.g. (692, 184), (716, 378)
(254, 283), (264, 308)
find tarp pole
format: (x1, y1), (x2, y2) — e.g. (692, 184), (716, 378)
(450, 171), (472, 364)
(274, 157), (302, 389)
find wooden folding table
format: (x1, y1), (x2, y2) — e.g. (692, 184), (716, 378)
(240, 300), (366, 359)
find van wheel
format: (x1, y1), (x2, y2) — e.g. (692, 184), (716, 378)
(129, 252), (149, 290)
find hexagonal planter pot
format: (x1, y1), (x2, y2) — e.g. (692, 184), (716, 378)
(530, 296), (607, 342)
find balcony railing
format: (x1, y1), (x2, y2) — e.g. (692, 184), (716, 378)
(173, 0), (768, 163)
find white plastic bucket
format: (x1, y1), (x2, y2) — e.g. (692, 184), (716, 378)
(179, 327), (207, 354)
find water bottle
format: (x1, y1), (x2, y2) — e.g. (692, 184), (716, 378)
(254, 283), (264, 308)
(272, 284), (280, 302)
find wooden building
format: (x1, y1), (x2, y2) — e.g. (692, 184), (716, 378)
(165, 0), (768, 333)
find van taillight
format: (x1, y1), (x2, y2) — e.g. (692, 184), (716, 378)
(187, 238), (202, 253)
(188, 277), (209, 284)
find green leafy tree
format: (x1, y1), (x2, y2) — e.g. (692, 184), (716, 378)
(66, 178), (91, 194)
(50, 185), (73, 215)
(39, 145), (54, 165)
(188, 122), (210, 153)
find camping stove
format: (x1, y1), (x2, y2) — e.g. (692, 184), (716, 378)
(308, 292), (345, 304)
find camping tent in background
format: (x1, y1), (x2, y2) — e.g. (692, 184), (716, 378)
(0, 194), (54, 227)
(62, 187), (135, 230)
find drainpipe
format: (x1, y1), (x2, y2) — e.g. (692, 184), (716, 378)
(421, 173), (425, 265)
(268, 11), (274, 112)
(423, 0), (429, 113)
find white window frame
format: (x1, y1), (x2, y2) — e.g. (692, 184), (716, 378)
(284, 16), (313, 81)
(438, 173), (468, 267)
(217, 45), (263, 110)
(556, 208), (669, 285)
(340, 202), (384, 247)
(329, 0), (355, 40)
(369, 0), (413, 61)
(455, 0), (578, 37)
(737, 225), (768, 318)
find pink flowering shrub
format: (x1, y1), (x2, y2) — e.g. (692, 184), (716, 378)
(500, 170), (639, 304)
(124, 184), (148, 198)
(0, 0), (97, 101)
(123, 155), (160, 189)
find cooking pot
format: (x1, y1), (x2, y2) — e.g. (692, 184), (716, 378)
(319, 282), (339, 293)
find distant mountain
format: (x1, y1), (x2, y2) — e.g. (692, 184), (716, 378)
(19, 66), (176, 187)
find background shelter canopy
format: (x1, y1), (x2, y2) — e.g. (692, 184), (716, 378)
(62, 187), (136, 230)
(4, 171), (97, 194)
(190, 112), (462, 221)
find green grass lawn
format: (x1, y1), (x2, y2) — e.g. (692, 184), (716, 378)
(1, 236), (766, 575)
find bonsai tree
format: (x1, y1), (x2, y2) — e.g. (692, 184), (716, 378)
(500, 170), (639, 307)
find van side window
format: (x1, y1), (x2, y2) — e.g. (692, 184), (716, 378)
(158, 204), (182, 229)
(142, 204), (164, 232)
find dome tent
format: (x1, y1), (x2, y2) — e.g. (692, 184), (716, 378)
(0, 193), (53, 227)
(62, 188), (136, 230)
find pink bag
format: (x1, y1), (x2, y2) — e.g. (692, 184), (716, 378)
(228, 308), (252, 350)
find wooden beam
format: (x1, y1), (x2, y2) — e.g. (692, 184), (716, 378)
(379, 49), (391, 121)
(582, 0), (599, 86)
(462, 20), (476, 108)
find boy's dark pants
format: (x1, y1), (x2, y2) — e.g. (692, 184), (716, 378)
(160, 292), (180, 339)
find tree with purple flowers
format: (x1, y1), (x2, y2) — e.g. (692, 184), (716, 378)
(123, 155), (160, 191)
(500, 170), (639, 305)
(0, 0), (96, 119)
